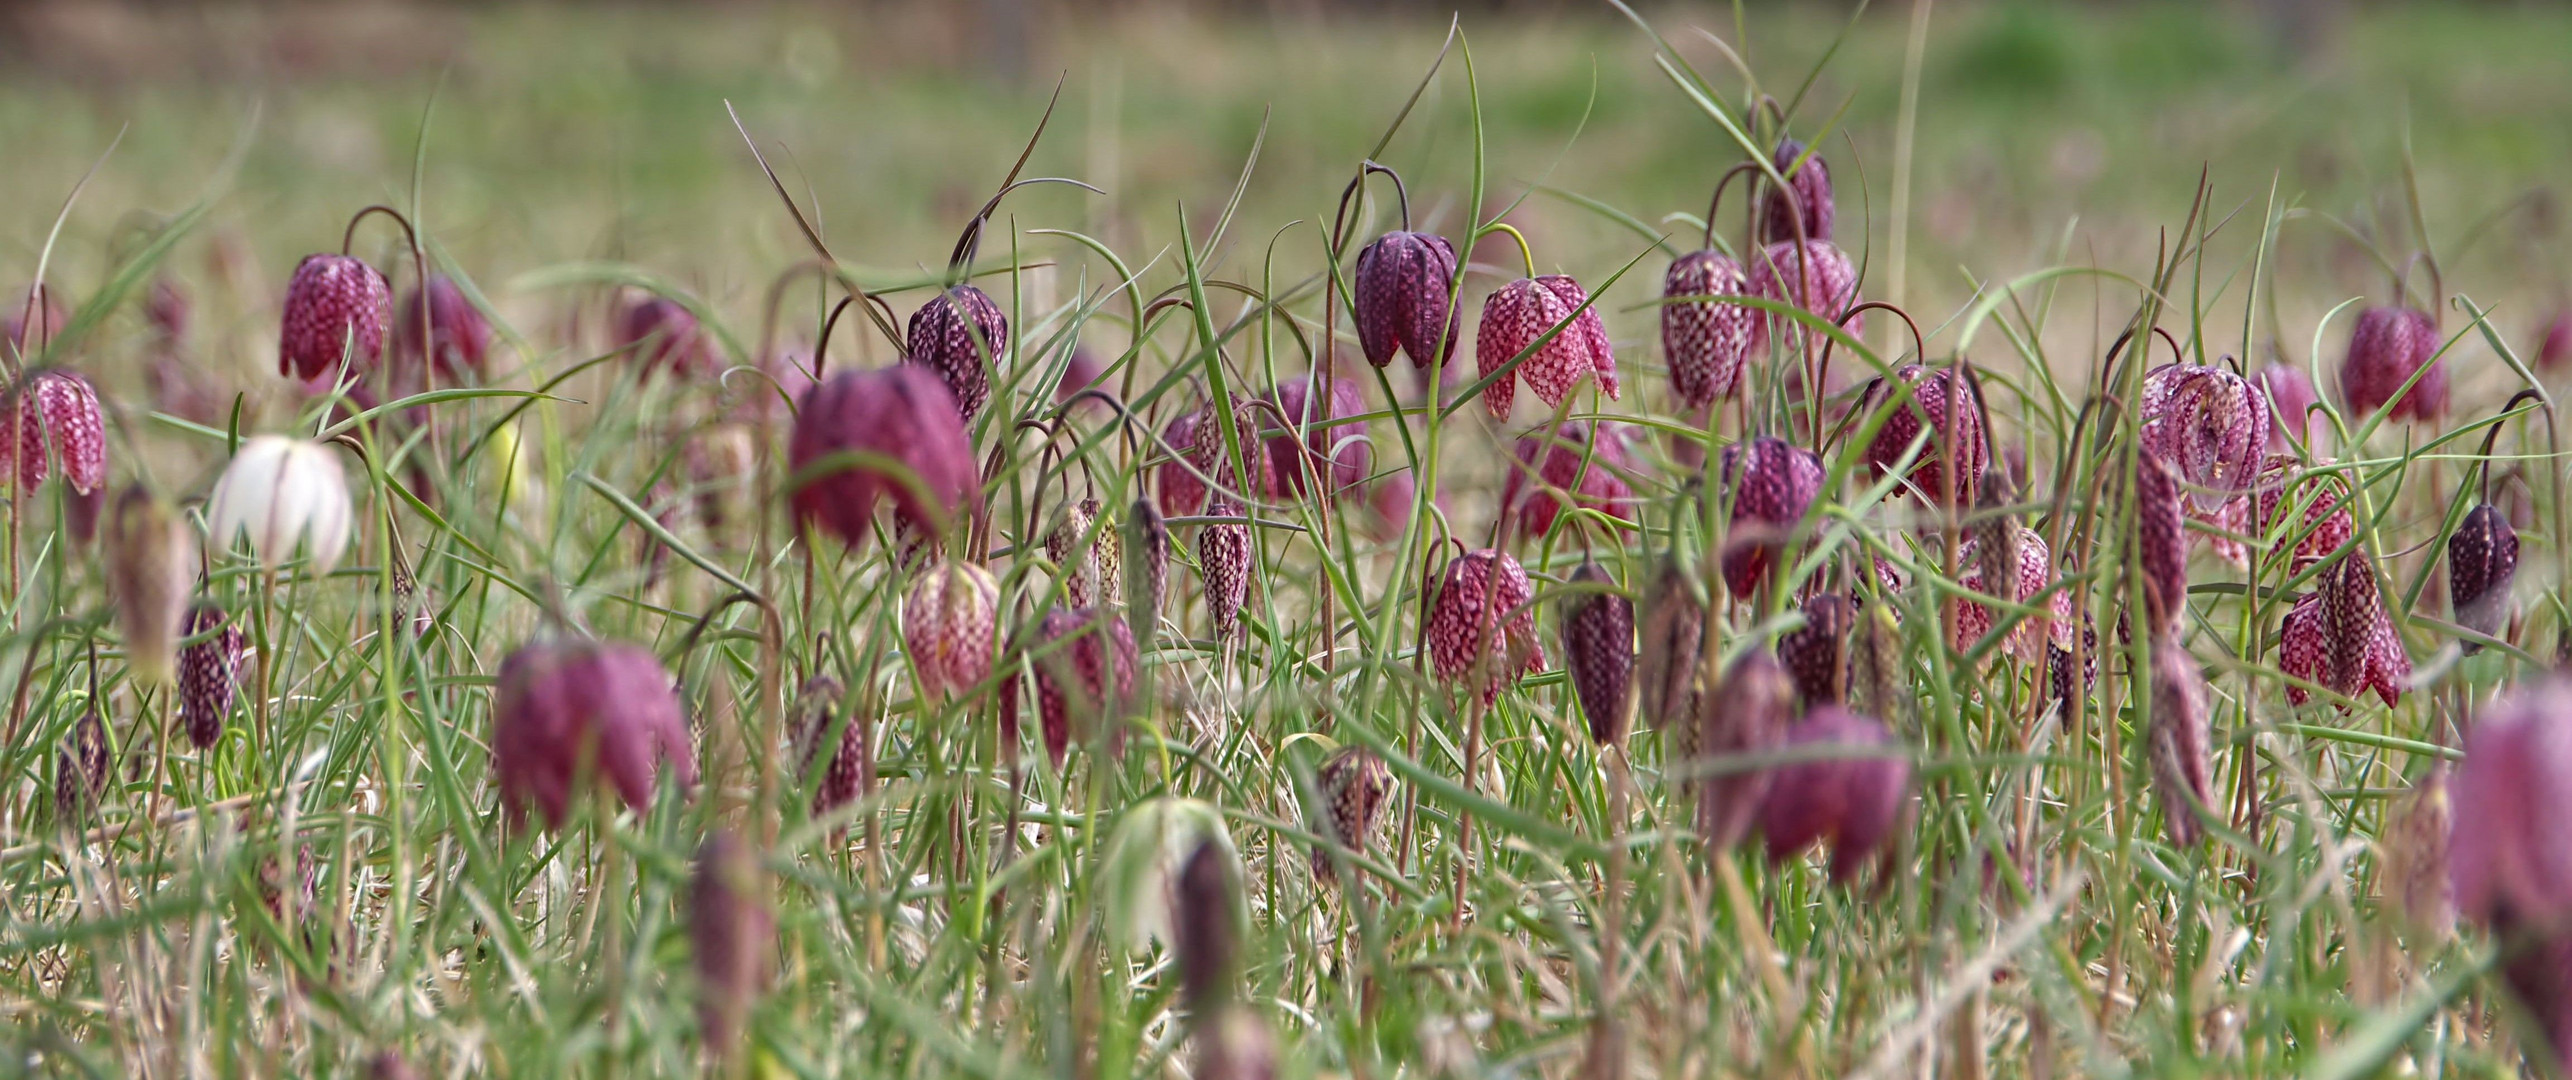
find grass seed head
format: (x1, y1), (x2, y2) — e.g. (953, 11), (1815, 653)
(278, 253), (390, 385)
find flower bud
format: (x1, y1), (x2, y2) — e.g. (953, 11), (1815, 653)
(5, 368), (108, 497)
(1476, 274), (1617, 421)
(904, 561), (1000, 699)
(1560, 560), (1635, 746)
(617, 296), (715, 381)
(1500, 421), (1636, 541)
(2256, 362), (2319, 451)
(180, 603), (246, 750)
(206, 435), (353, 575)
(2146, 638), (2214, 847)
(1778, 592), (1854, 705)
(2340, 304), (2445, 422)
(2448, 503), (2518, 652)
(1759, 139), (1835, 245)
(1426, 549), (1544, 707)
(1173, 835), (1242, 1011)
(689, 828), (774, 1060)
(1700, 651), (1795, 852)
(55, 708), (110, 821)
(1755, 705), (1910, 881)
(1310, 745), (1391, 887)
(1125, 497), (1169, 641)
(1263, 375), (1371, 498)
(2136, 451), (2189, 642)
(2450, 677), (2572, 1072)
(492, 639), (698, 828)
(393, 274), (491, 386)
(1354, 230), (1461, 371)
(278, 254), (390, 385)
(787, 366), (979, 551)
(1746, 240), (1861, 355)
(1859, 364), (1981, 508)
(1717, 435), (1825, 598)
(1030, 607), (1140, 767)
(789, 675), (862, 820)
(2140, 363), (2272, 513)
(1661, 249), (1755, 408)
(105, 487), (196, 686)
(1635, 556), (1708, 739)
(905, 285), (1009, 421)
(1198, 501), (1252, 645)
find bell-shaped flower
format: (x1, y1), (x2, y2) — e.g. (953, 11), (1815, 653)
(207, 435), (353, 575)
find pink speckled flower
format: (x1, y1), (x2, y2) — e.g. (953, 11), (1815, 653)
(278, 254), (391, 385)
(1024, 607), (1140, 766)
(904, 561), (1000, 699)
(1156, 409), (1207, 517)
(1716, 435), (1825, 598)
(1758, 139), (1836, 245)
(2450, 676), (2572, 1074)
(2256, 363), (2319, 451)
(2278, 549), (2409, 709)
(1476, 274), (1617, 421)
(493, 639), (698, 828)
(1263, 375), (1371, 498)
(1354, 230), (1462, 373)
(1859, 364), (1982, 508)
(618, 297), (717, 382)
(3, 368), (107, 497)
(1660, 249), (1755, 408)
(1952, 525), (2071, 664)
(906, 285), (1009, 421)
(1500, 421), (1635, 541)
(1745, 240), (1861, 354)
(2140, 363), (2272, 513)
(393, 274), (492, 386)
(787, 366), (979, 550)
(2339, 305), (2446, 422)
(1427, 549), (1545, 707)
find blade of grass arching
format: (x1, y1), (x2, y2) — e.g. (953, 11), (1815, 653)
(1954, 266), (2160, 355)
(2242, 174), (2282, 364)
(575, 472), (758, 599)
(1204, 108), (1268, 256)
(1781, 0), (1871, 122)
(1604, 1), (1736, 116)
(1476, 58), (1599, 230)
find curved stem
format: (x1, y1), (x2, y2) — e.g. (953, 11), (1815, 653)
(1700, 162), (1763, 250)
(2476, 388), (2547, 504)
(1480, 223), (1537, 279)
(811, 295), (859, 379)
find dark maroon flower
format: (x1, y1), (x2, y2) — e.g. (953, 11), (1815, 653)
(1699, 651), (1794, 852)
(1157, 409), (1208, 517)
(4, 283), (69, 358)
(1426, 549), (1545, 707)
(1745, 241), (1861, 355)
(1173, 836), (1241, 1010)
(2046, 614), (2098, 712)
(2542, 310), (2572, 373)
(1055, 345), (1109, 410)
(492, 639), (698, 828)
(690, 828), (774, 1059)
(5, 368), (108, 497)
(1859, 364), (1982, 507)
(1310, 745), (1391, 886)
(2279, 549), (2410, 709)
(1028, 607), (1140, 766)
(787, 366), (979, 550)
(1477, 274), (1617, 421)
(1500, 421), (1635, 541)
(2146, 639), (2214, 847)
(1354, 230), (1461, 372)
(2136, 451), (2189, 642)
(1758, 139), (1835, 245)
(905, 285), (1009, 421)
(2340, 304), (2446, 422)
(1717, 436), (1825, 598)
(55, 708), (110, 820)
(278, 254), (391, 385)
(1661, 249), (1755, 409)
(393, 274), (492, 386)
(1199, 499), (1253, 645)
(1559, 560), (1635, 746)
(2450, 504), (2518, 652)
(1778, 593), (1854, 705)
(2451, 678), (2572, 1075)
(617, 297), (716, 382)
(180, 603), (246, 750)
(1635, 557), (1708, 740)
(1755, 705), (1911, 881)
(788, 675), (862, 822)
(1263, 375), (1370, 498)
(2140, 363), (2272, 513)
(904, 561), (1000, 698)
(2257, 363), (2319, 451)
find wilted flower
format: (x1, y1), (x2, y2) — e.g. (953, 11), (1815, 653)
(1157, 409), (1208, 517)
(1779, 592), (1855, 705)
(1173, 835), (1242, 1010)
(180, 603), (246, 750)
(2340, 304), (2446, 422)
(2449, 503), (2519, 652)
(689, 828), (774, 1060)
(2146, 638), (2214, 847)
(2279, 549), (2410, 709)
(1027, 607), (1141, 766)
(492, 639), (698, 828)
(2135, 451), (2190, 642)
(1199, 500), (1253, 645)
(105, 487), (196, 686)
(2257, 363), (2319, 450)
(393, 274), (492, 386)
(1717, 436), (1825, 598)
(1661, 249), (1755, 409)
(206, 436), (354, 575)
(1759, 139), (1835, 245)
(1699, 651), (1794, 852)
(1263, 375), (1371, 498)
(1559, 561), (1635, 746)
(905, 285), (1009, 421)
(618, 296), (716, 381)
(1426, 549), (1545, 707)
(2450, 677), (2572, 1073)
(904, 561), (1000, 698)
(1755, 705), (1911, 881)
(788, 675), (861, 821)
(1499, 421), (1635, 541)
(4, 368), (108, 497)
(278, 254), (390, 385)
(1354, 230), (1462, 372)
(1635, 556), (1708, 739)
(1309, 745), (1391, 886)
(787, 366), (979, 550)
(2140, 363), (2272, 512)
(1476, 274), (1618, 421)
(1745, 240), (1861, 355)
(55, 708), (110, 821)
(1859, 364), (1983, 507)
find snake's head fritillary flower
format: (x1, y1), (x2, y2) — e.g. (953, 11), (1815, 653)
(2340, 304), (2446, 422)
(1560, 560), (1636, 746)
(180, 603), (247, 750)
(2146, 638), (2214, 847)
(1755, 705), (1911, 882)
(1501, 421), (1636, 541)
(904, 561), (1000, 699)
(1745, 240), (1861, 355)
(105, 487), (196, 686)
(5, 368), (107, 498)
(2541, 310), (2572, 373)
(1698, 651), (1794, 852)
(2141, 363), (2273, 513)
(1188, 400), (1276, 506)
(1157, 409), (1208, 517)
(1759, 139), (1835, 245)
(787, 366), (979, 551)
(1029, 607), (1140, 767)
(2449, 503), (2519, 652)
(492, 639), (698, 828)
(618, 296), (715, 382)
(1174, 835), (1243, 1010)
(1264, 375), (1371, 498)
(1779, 592), (1856, 705)
(2256, 363), (2320, 451)
(1860, 364), (1982, 508)
(1310, 745), (1392, 887)
(1476, 274), (1617, 421)
(1198, 499), (1253, 645)
(2246, 454), (2356, 573)
(1635, 556), (1709, 741)
(1427, 548), (1545, 707)
(1354, 230), (1461, 372)
(2279, 549), (2410, 709)
(279, 254), (390, 386)
(1054, 345), (1109, 413)
(55, 708), (110, 822)
(788, 675), (861, 821)
(1047, 498), (1103, 608)
(905, 285), (1009, 421)
(689, 828), (774, 1061)
(393, 274), (491, 387)
(1953, 525), (2070, 664)
(1661, 250), (1755, 409)
(2046, 613), (2099, 713)
(1717, 435), (1825, 598)
(2136, 450), (2190, 642)
(2450, 677), (2572, 1073)
(207, 436), (353, 575)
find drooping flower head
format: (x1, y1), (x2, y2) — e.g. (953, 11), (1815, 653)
(2450, 677), (2572, 1073)
(1559, 560), (1634, 746)
(1953, 525), (2072, 664)
(1660, 249), (1755, 409)
(278, 254), (391, 385)
(1426, 549), (1545, 707)
(393, 274), (493, 387)
(2140, 363), (2273, 512)
(905, 285), (1010, 421)
(1198, 499), (1253, 645)
(206, 436), (353, 575)
(1758, 139), (1835, 245)
(2449, 503), (2519, 652)
(1025, 607), (1141, 767)
(1745, 240), (1861, 355)
(492, 639), (698, 828)
(618, 296), (716, 382)
(1354, 230), (1461, 373)
(787, 675), (862, 822)
(2339, 304), (2446, 422)
(2540, 310), (2572, 373)
(787, 366), (979, 551)
(1717, 435), (1825, 598)
(904, 561), (1000, 699)
(2135, 450), (2190, 642)
(2279, 548), (2410, 709)
(4, 368), (107, 499)
(1263, 375), (1371, 498)
(1635, 556), (1709, 740)
(1156, 408), (1207, 517)
(689, 828), (775, 1060)
(2256, 363), (2320, 451)
(1859, 364), (1983, 507)
(2146, 638), (2214, 847)
(1778, 592), (1855, 705)
(1476, 274), (1618, 421)
(56, 708), (111, 821)
(1699, 651), (1794, 852)
(2242, 454), (2357, 574)
(1309, 745), (1392, 887)
(1500, 421), (1635, 541)
(1755, 706), (1911, 881)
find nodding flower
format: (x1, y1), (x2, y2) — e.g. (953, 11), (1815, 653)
(617, 296), (717, 382)
(1476, 274), (1618, 421)
(688, 828), (774, 1061)
(2450, 677), (2572, 1074)
(5, 367), (108, 499)
(903, 560), (1000, 699)
(787, 365), (979, 551)
(1262, 375), (1371, 499)
(1426, 548), (1545, 708)
(1310, 745), (1392, 887)
(179, 603), (247, 750)
(278, 253), (391, 386)
(2448, 503), (2519, 652)
(2339, 304), (2446, 422)
(1634, 556), (1708, 741)
(1354, 229), (1462, 374)
(1716, 435), (1825, 598)
(1698, 651), (1794, 853)
(1859, 364), (1983, 509)
(1559, 560), (1636, 747)
(1500, 421), (1635, 542)
(2279, 548), (2410, 710)
(789, 676), (861, 821)
(1198, 500), (1252, 645)
(905, 285), (1009, 421)
(1021, 607), (1141, 767)
(491, 639), (698, 828)
(2255, 362), (2319, 451)
(1660, 249), (1755, 409)
(393, 274), (492, 388)
(2140, 362), (2272, 513)
(1745, 240), (1861, 355)
(1758, 139), (1836, 245)
(206, 436), (354, 575)
(2145, 638), (2214, 847)
(1755, 705), (1912, 882)
(1778, 592), (1855, 706)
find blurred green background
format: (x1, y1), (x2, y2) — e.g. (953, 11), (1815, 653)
(4, 1), (2568, 390)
